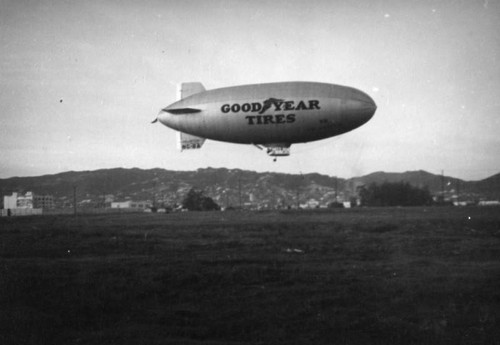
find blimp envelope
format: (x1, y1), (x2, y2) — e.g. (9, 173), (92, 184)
(155, 82), (376, 157)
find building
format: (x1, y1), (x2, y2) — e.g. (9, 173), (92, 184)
(300, 198), (320, 209)
(3, 192), (34, 209)
(3, 192), (19, 209)
(2, 192), (49, 216)
(33, 194), (55, 209)
(3, 192), (54, 210)
(478, 200), (500, 206)
(111, 201), (151, 210)
(111, 201), (132, 208)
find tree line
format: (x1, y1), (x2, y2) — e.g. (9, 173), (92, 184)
(358, 182), (433, 207)
(181, 182), (433, 211)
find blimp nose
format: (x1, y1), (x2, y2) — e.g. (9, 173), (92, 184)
(358, 98), (376, 122)
(157, 109), (171, 126)
(349, 90), (377, 126)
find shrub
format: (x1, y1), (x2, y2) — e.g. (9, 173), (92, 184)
(182, 188), (220, 211)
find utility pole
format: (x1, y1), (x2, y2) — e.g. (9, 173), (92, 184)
(73, 185), (77, 216)
(335, 176), (338, 203)
(238, 174), (242, 209)
(295, 173), (302, 209)
(441, 170), (445, 202)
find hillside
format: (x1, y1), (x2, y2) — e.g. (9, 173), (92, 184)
(1, 168), (499, 209)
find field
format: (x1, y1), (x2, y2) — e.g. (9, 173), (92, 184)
(1, 207), (499, 345)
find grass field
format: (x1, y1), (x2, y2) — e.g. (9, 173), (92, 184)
(1, 207), (499, 344)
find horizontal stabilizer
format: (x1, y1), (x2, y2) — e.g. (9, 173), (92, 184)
(177, 131), (206, 151)
(163, 107), (201, 114)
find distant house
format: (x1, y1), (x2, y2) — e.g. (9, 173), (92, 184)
(300, 199), (320, 209)
(111, 201), (151, 209)
(111, 201), (131, 209)
(478, 200), (500, 206)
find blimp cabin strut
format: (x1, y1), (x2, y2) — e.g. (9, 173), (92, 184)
(154, 82), (376, 159)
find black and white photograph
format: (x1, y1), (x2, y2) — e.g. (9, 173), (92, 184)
(1, 0), (499, 344)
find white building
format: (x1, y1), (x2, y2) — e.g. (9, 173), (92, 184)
(3, 192), (54, 210)
(478, 200), (500, 206)
(111, 201), (151, 209)
(300, 198), (320, 209)
(4, 192), (33, 209)
(2, 192), (47, 216)
(3, 193), (19, 209)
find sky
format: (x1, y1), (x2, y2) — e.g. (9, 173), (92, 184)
(1, 0), (499, 181)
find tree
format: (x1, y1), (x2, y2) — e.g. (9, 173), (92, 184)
(359, 182), (432, 207)
(182, 188), (220, 211)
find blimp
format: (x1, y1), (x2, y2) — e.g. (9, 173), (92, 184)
(153, 82), (376, 158)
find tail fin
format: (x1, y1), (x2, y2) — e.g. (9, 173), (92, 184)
(176, 131), (205, 151)
(175, 82), (206, 151)
(176, 82), (205, 101)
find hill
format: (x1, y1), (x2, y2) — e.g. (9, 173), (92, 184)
(0, 168), (499, 209)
